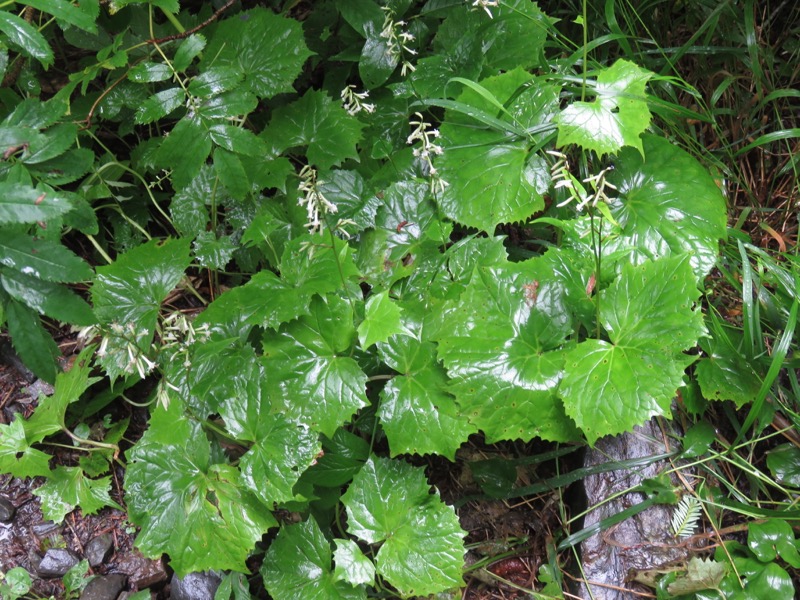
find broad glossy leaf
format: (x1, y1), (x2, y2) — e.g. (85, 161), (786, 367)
(29, 147), (95, 186)
(202, 8), (311, 100)
(267, 90), (364, 170)
(262, 518), (366, 600)
(0, 11), (53, 67)
(333, 539), (375, 587)
(557, 59), (653, 156)
(197, 89), (258, 121)
(377, 335), (476, 459)
(5, 300), (59, 383)
(109, 0), (178, 12)
(92, 237), (190, 331)
(767, 444), (800, 488)
(262, 295), (368, 437)
(212, 358), (321, 505)
(188, 66), (243, 98)
(1, 269), (95, 325)
(359, 20), (398, 89)
(126, 408), (276, 575)
(560, 258), (704, 444)
(342, 456), (465, 597)
(33, 466), (119, 523)
(156, 116), (211, 189)
(0, 418), (52, 478)
(209, 125), (267, 157)
(0, 183), (73, 224)
(170, 166), (211, 236)
(748, 520), (800, 567)
(696, 329), (761, 408)
(483, 0), (547, 70)
(358, 291), (404, 348)
(436, 258), (582, 443)
(336, 0), (382, 37)
(300, 429), (370, 488)
(317, 170), (377, 231)
(438, 69), (558, 232)
(606, 134), (727, 277)
(193, 231), (236, 271)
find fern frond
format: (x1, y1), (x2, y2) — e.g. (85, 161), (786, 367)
(671, 495), (702, 538)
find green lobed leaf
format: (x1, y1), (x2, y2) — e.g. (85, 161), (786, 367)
(359, 19), (399, 89)
(0, 183), (74, 224)
(377, 334), (476, 459)
(333, 539), (375, 587)
(209, 354), (322, 505)
(748, 520), (800, 567)
(0, 10), (53, 67)
(357, 291), (405, 348)
(156, 116), (211, 189)
(0, 566), (32, 600)
(202, 8), (312, 100)
(197, 89), (258, 121)
(605, 134), (728, 278)
(170, 166), (212, 236)
(1, 269), (95, 325)
(5, 300), (60, 383)
(262, 294), (368, 437)
(560, 258), (704, 444)
(126, 404), (276, 575)
(25, 346), (100, 444)
(435, 256), (583, 443)
(317, 170), (378, 231)
(0, 418), (52, 478)
(262, 518), (366, 600)
(341, 456), (466, 597)
(92, 237), (191, 329)
(193, 231), (236, 271)
(266, 90), (365, 170)
(33, 466), (120, 523)
(557, 59), (654, 156)
(482, 0), (548, 71)
(695, 328), (762, 408)
(437, 69), (558, 232)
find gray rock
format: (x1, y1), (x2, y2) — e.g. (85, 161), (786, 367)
(113, 552), (167, 589)
(37, 548), (80, 578)
(79, 574), (127, 600)
(170, 572), (222, 600)
(0, 495), (15, 522)
(85, 534), (114, 567)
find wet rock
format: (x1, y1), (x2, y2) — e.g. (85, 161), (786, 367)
(170, 572), (222, 600)
(37, 548), (80, 578)
(0, 495), (15, 522)
(578, 418), (690, 599)
(113, 551), (167, 589)
(80, 574), (127, 600)
(85, 534), (114, 567)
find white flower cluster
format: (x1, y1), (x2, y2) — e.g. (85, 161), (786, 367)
(155, 312), (209, 410)
(380, 7), (416, 76)
(298, 165), (338, 234)
(78, 322), (156, 379)
(548, 150), (617, 211)
(471, 0), (499, 18)
(341, 85), (376, 116)
(407, 112), (448, 194)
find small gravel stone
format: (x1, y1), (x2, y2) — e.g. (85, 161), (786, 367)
(37, 548), (80, 578)
(79, 574), (127, 600)
(0, 495), (15, 522)
(170, 572), (222, 600)
(85, 534), (114, 567)
(113, 552), (167, 589)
